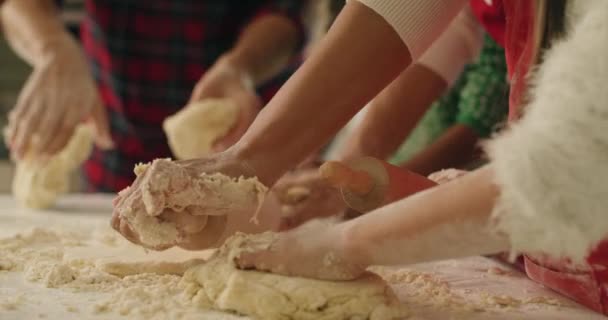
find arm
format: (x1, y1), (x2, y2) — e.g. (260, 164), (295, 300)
(185, 1), (304, 151)
(0, 0), (70, 66)
(223, 2), (303, 87)
(1, 0), (112, 159)
(343, 166), (507, 267)
(235, 0), (467, 185)
(237, 1), (608, 279)
(404, 36), (508, 175)
(335, 6), (483, 163)
(403, 124), (479, 175)
(238, 166), (509, 280)
(336, 64), (447, 161)
(113, 0), (467, 250)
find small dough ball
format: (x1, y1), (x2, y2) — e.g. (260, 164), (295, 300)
(12, 124), (94, 209)
(163, 99), (240, 160)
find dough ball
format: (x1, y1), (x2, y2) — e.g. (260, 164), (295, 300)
(163, 99), (240, 160)
(12, 124), (94, 209)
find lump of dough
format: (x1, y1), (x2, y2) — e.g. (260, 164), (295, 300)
(118, 158), (268, 248)
(12, 124), (94, 209)
(181, 232), (408, 320)
(163, 99), (240, 160)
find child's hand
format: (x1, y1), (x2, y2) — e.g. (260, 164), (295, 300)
(236, 220), (367, 280)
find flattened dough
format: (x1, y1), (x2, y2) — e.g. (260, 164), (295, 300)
(163, 99), (240, 160)
(181, 232), (408, 320)
(12, 124), (94, 209)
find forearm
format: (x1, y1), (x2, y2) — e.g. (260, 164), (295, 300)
(234, 1), (411, 185)
(336, 64), (447, 161)
(403, 124), (479, 176)
(341, 166), (509, 267)
(224, 14), (300, 86)
(1, 0), (75, 66)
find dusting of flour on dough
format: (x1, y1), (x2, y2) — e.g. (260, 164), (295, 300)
(163, 99), (240, 160)
(118, 158), (268, 248)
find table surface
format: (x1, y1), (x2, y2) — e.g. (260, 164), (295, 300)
(0, 194), (605, 320)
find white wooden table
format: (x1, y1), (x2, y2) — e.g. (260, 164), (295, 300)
(0, 195), (605, 320)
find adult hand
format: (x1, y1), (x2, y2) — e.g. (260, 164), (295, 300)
(272, 168), (346, 230)
(188, 55), (261, 152)
(4, 37), (113, 160)
(237, 220), (366, 280)
(110, 151), (270, 250)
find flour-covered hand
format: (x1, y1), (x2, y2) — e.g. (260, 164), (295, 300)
(111, 151), (266, 250)
(236, 220), (367, 281)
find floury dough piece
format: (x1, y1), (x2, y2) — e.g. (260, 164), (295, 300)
(163, 99), (240, 160)
(117, 158), (268, 248)
(181, 232), (408, 320)
(11, 124), (94, 209)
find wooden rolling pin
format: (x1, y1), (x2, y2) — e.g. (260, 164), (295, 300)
(320, 157), (437, 213)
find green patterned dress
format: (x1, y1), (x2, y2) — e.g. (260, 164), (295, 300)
(390, 35), (509, 165)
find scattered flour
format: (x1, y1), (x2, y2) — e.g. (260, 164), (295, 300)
(0, 219), (579, 319)
(0, 293), (25, 311)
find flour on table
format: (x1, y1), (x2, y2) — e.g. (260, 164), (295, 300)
(117, 158), (267, 248)
(181, 232), (408, 320)
(0, 225), (207, 319)
(163, 99), (240, 160)
(11, 124), (94, 209)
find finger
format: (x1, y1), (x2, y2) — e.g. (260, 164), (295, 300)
(2, 126), (12, 151)
(188, 81), (208, 104)
(89, 101), (115, 150)
(110, 211), (121, 231)
(212, 95), (259, 152)
(12, 104), (44, 160)
(34, 108), (66, 156)
(42, 118), (76, 156)
(160, 209), (208, 234)
(119, 219), (142, 246)
(177, 215), (227, 250)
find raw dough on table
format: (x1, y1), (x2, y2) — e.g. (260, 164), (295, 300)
(163, 99), (240, 160)
(118, 158), (267, 248)
(11, 124), (94, 209)
(181, 232), (408, 320)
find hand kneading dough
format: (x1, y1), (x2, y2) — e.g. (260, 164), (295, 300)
(181, 232), (408, 320)
(118, 158), (267, 248)
(163, 99), (240, 159)
(12, 124), (94, 209)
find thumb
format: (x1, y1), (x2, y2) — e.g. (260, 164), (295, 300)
(319, 161), (374, 195)
(89, 101), (115, 150)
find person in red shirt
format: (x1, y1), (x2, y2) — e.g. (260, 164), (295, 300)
(112, 0), (608, 315)
(2, 0), (305, 192)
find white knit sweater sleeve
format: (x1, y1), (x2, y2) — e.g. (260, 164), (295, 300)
(353, 0), (468, 60)
(418, 5), (484, 86)
(486, 0), (608, 262)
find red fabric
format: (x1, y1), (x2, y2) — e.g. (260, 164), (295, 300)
(469, 0), (536, 119)
(501, 0), (537, 120)
(469, 0), (505, 47)
(525, 256), (603, 313)
(471, 0), (608, 314)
